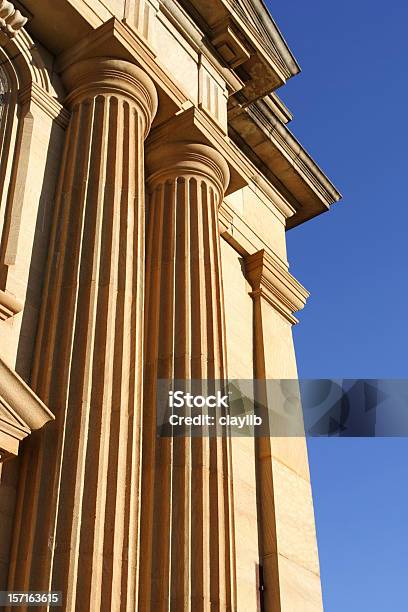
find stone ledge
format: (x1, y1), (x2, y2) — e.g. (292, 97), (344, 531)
(244, 249), (309, 324)
(229, 100), (342, 228)
(0, 356), (54, 461)
(0, 290), (22, 322)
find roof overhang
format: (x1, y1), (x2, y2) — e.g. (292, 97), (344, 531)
(179, 0), (342, 226)
(18, 0), (341, 227)
(180, 0), (300, 105)
(228, 97), (342, 228)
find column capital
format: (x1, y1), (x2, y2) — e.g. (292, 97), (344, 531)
(62, 57), (158, 137)
(244, 249), (309, 324)
(146, 142), (230, 202)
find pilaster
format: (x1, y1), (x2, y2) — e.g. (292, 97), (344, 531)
(244, 249), (323, 612)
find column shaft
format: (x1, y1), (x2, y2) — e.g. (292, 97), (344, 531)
(140, 143), (235, 611)
(8, 59), (157, 611)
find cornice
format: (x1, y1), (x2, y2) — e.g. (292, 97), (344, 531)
(229, 97), (342, 228)
(225, 0), (299, 77)
(244, 249), (309, 324)
(0, 356), (54, 460)
(264, 92), (293, 125)
(255, 99), (340, 204)
(178, 0), (299, 105)
(159, 0), (243, 95)
(227, 137), (296, 218)
(227, 0), (299, 75)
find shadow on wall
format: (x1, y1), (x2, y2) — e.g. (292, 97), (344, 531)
(0, 117), (65, 590)
(15, 118), (66, 379)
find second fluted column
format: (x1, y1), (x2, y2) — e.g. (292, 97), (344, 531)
(140, 142), (236, 610)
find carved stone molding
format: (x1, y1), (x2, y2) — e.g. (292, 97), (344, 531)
(0, 27), (65, 128)
(218, 201), (234, 234)
(0, 289), (21, 321)
(179, 0), (299, 104)
(244, 248), (309, 324)
(0, 0), (27, 40)
(229, 99), (342, 228)
(212, 17), (251, 69)
(0, 356), (53, 460)
(123, 0), (158, 47)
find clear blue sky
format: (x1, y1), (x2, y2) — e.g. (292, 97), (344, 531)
(266, 1), (408, 609)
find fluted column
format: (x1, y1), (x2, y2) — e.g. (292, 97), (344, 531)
(140, 142), (236, 611)
(8, 58), (157, 611)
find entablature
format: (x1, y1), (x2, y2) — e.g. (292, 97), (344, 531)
(16, 0), (341, 229)
(178, 0), (299, 105)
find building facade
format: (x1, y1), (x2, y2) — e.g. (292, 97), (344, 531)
(0, 0), (340, 610)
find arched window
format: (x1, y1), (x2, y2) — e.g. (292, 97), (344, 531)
(0, 62), (13, 175)
(0, 64), (11, 249)
(0, 30), (60, 292)
(0, 64), (12, 251)
(0, 66), (8, 118)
